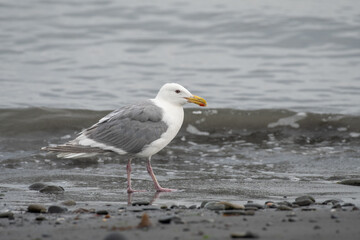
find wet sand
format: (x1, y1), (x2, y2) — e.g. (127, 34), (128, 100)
(1, 195), (359, 240)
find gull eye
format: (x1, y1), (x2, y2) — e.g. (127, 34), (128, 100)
(175, 90), (181, 94)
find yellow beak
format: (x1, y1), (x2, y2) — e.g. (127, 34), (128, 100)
(185, 95), (207, 107)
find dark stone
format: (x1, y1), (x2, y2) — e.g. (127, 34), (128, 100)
(189, 205), (197, 209)
(204, 202), (225, 211)
(104, 232), (127, 240)
(39, 185), (64, 194)
(96, 210), (109, 215)
(338, 179), (360, 186)
(200, 201), (214, 208)
(332, 204), (342, 209)
(277, 201), (293, 207)
(29, 183), (48, 191)
(277, 205), (293, 211)
(322, 199), (341, 205)
(28, 204), (47, 213)
(342, 203), (355, 207)
(223, 210), (255, 216)
(230, 231), (259, 238)
(158, 216), (173, 224)
(294, 196), (315, 206)
(132, 201), (150, 206)
(0, 212), (14, 219)
(244, 203), (264, 209)
(48, 205), (67, 213)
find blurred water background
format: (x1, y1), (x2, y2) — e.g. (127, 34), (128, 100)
(1, 0), (360, 208)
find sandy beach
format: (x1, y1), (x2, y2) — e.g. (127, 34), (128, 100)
(1, 193), (359, 240)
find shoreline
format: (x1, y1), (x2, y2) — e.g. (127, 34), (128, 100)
(1, 196), (359, 240)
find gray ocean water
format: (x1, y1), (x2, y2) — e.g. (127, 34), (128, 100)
(1, 0), (360, 208)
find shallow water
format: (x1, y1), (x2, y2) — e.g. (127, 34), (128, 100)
(1, 108), (360, 207)
(0, 0), (360, 208)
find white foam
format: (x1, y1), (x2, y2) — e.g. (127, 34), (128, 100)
(186, 124), (210, 136)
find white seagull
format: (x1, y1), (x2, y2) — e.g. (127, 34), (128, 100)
(43, 83), (207, 192)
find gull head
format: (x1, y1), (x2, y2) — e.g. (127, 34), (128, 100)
(156, 83), (207, 107)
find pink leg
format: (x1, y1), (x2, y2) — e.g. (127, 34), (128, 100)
(126, 158), (146, 193)
(146, 157), (176, 192)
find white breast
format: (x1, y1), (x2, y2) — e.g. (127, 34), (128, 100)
(137, 99), (184, 158)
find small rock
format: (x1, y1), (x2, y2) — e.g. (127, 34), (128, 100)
(342, 203), (355, 207)
(244, 203), (264, 210)
(28, 204), (47, 213)
(294, 196), (315, 206)
(29, 183), (48, 191)
(96, 210), (109, 215)
(39, 185), (64, 194)
(332, 204), (342, 209)
(230, 231), (259, 238)
(189, 205), (197, 209)
(220, 202), (245, 210)
(200, 201), (214, 208)
(158, 216), (173, 224)
(132, 201), (150, 206)
(62, 200), (76, 206)
(322, 199), (341, 205)
(265, 201), (277, 208)
(204, 202), (226, 211)
(160, 205), (168, 210)
(314, 225), (321, 230)
(73, 208), (95, 214)
(277, 205), (293, 211)
(104, 233), (127, 240)
(0, 212), (14, 219)
(277, 201), (293, 207)
(48, 205), (67, 213)
(137, 213), (151, 228)
(338, 179), (360, 186)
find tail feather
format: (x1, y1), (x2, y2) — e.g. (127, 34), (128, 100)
(41, 144), (110, 159)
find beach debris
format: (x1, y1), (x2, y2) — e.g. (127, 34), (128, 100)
(39, 185), (64, 194)
(137, 213), (151, 228)
(338, 179), (360, 186)
(231, 231), (259, 238)
(48, 205), (67, 213)
(28, 204), (47, 213)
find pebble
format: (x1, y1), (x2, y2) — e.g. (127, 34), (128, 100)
(220, 202), (245, 210)
(96, 210), (109, 215)
(294, 196), (315, 206)
(158, 216), (183, 224)
(277, 201), (293, 207)
(48, 205), (67, 213)
(39, 185), (64, 194)
(204, 202), (226, 211)
(277, 205), (293, 211)
(230, 231), (259, 238)
(189, 205), (197, 209)
(104, 233), (127, 240)
(322, 199), (341, 205)
(0, 211), (14, 219)
(244, 203), (264, 210)
(62, 200), (76, 206)
(200, 201), (214, 208)
(132, 201), (150, 206)
(29, 183), (48, 191)
(28, 204), (47, 213)
(338, 179), (360, 186)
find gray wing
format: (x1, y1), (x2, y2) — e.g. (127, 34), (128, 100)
(84, 100), (168, 154)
